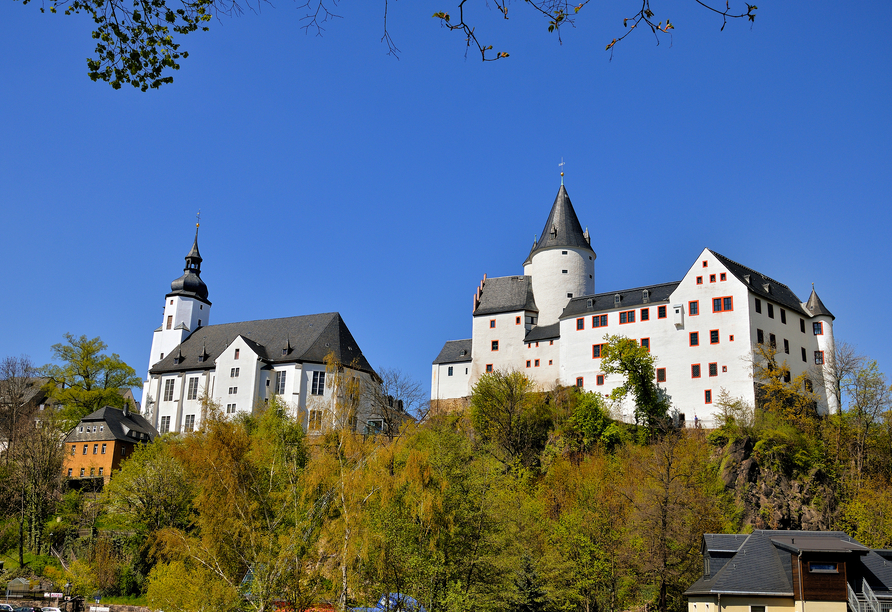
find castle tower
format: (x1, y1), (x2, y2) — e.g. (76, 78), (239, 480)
(806, 285), (837, 414)
(147, 224), (211, 373)
(522, 183), (595, 325)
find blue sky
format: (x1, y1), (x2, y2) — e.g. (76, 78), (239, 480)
(1, 1), (890, 404)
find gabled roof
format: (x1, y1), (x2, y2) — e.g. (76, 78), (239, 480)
(523, 184), (594, 265)
(64, 405), (159, 444)
(433, 339), (473, 364)
(709, 250), (810, 316)
(686, 530), (886, 598)
(805, 286), (835, 320)
(473, 276), (538, 316)
(149, 312), (375, 376)
(560, 281), (682, 319)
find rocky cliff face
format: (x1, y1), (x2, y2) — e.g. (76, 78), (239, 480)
(718, 437), (839, 530)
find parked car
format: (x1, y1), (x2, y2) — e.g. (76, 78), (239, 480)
(0, 604), (14, 612)
(14, 607), (43, 612)
(43, 607), (63, 612)
(349, 593), (426, 612)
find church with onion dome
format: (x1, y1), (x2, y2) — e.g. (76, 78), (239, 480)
(141, 223), (382, 435)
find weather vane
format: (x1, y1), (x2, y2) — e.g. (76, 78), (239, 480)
(559, 158), (565, 185)
(196, 210), (201, 228)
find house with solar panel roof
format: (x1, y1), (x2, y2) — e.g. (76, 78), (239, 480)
(431, 177), (838, 426)
(141, 224), (387, 435)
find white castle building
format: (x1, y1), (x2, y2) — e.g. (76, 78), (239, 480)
(431, 182), (837, 425)
(142, 226), (384, 435)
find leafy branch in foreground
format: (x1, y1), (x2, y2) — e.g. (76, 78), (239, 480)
(16, 0), (756, 91)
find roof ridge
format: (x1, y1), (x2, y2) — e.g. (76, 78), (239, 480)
(580, 280), (683, 299)
(709, 250), (792, 291)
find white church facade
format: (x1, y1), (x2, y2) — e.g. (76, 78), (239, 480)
(431, 182), (837, 426)
(142, 226), (385, 435)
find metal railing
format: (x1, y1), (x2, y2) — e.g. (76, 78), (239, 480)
(865, 579), (882, 612)
(849, 581), (863, 612)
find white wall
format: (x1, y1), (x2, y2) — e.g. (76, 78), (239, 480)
(431, 361), (472, 400)
(524, 247), (594, 325)
(471, 310), (534, 382)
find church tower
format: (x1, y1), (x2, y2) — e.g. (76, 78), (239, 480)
(147, 224), (211, 373)
(522, 182), (595, 326)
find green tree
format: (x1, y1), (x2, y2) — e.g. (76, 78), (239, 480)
(41, 333), (142, 431)
(102, 438), (193, 534)
(470, 370), (552, 468)
(600, 335), (670, 433)
(566, 389), (624, 453)
(12, 0), (756, 91)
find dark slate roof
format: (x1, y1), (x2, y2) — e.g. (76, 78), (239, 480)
(560, 281), (682, 319)
(686, 531), (886, 598)
(709, 250), (810, 316)
(473, 276), (538, 316)
(168, 227), (210, 304)
(64, 406), (159, 444)
(525, 322), (560, 342)
(703, 533), (749, 553)
(805, 286), (835, 320)
(862, 550), (892, 593)
(523, 184), (595, 265)
(149, 312), (375, 376)
(432, 339), (473, 364)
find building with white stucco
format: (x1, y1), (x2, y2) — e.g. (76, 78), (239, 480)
(142, 226), (391, 435)
(431, 181), (837, 426)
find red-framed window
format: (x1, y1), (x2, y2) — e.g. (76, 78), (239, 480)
(720, 273), (727, 281)
(656, 368), (666, 383)
(691, 364), (701, 378)
(708, 363), (718, 377)
(486, 364), (493, 373)
(689, 300), (699, 316)
(710, 330), (720, 344)
(641, 338), (650, 352)
(535, 359), (540, 367)
(815, 351), (825, 365)
(702, 260), (708, 268)
(491, 340), (499, 351)
(696, 276), (703, 285)
(526, 360), (531, 368)
(641, 308), (650, 321)
(516, 316), (521, 325)
(713, 296), (733, 312)
(690, 332), (699, 346)
(619, 310), (636, 324)
(577, 318), (585, 330)
(709, 274), (717, 283)
(490, 319), (496, 328)
(722, 365), (728, 373)
(592, 314), (607, 327)
(593, 344), (604, 358)
(596, 375), (605, 386)
(576, 377), (584, 388)
(814, 322), (824, 335)
(705, 389), (712, 404)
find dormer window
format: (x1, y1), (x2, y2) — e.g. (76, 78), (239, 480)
(642, 289), (650, 303)
(614, 294), (621, 308)
(809, 562), (838, 573)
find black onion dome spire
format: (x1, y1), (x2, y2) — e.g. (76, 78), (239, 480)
(168, 224), (211, 304)
(523, 184), (594, 265)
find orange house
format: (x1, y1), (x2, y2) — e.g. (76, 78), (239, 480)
(63, 405), (159, 483)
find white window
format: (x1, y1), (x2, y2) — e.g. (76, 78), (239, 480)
(229, 386), (238, 394)
(226, 403), (236, 414)
(311, 371), (325, 395)
(230, 367), (239, 377)
(366, 419), (384, 435)
(448, 366), (453, 376)
(163, 379), (175, 401)
(275, 371), (287, 394)
(159, 416), (170, 433)
(184, 414), (195, 432)
(187, 377), (199, 400)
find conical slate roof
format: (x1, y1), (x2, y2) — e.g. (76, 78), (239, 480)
(523, 184), (594, 265)
(805, 286), (834, 320)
